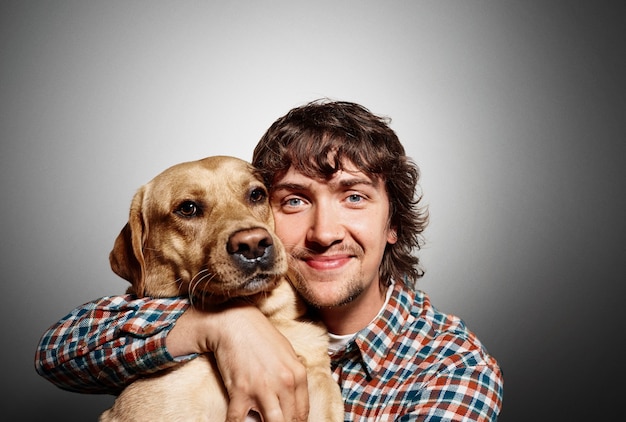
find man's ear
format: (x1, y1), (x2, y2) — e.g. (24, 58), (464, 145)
(109, 187), (147, 296)
(387, 226), (398, 245)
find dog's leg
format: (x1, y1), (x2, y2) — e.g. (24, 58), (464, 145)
(273, 320), (344, 422)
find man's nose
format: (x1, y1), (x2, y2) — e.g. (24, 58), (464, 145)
(306, 202), (344, 246)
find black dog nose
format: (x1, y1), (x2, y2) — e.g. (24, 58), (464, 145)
(227, 228), (274, 261)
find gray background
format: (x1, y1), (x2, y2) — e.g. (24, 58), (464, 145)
(1, 1), (624, 420)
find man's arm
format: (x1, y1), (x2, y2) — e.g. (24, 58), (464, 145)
(34, 295), (191, 394)
(34, 295), (310, 421)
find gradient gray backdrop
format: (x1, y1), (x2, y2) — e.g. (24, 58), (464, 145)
(1, 1), (624, 420)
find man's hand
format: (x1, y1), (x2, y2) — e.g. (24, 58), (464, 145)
(167, 304), (310, 422)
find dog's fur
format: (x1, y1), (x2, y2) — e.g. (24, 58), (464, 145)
(99, 156), (343, 422)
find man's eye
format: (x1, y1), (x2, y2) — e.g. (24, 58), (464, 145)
(347, 194), (363, 203)
(175, 201), (201, 217)
(286, 198), (303, 207)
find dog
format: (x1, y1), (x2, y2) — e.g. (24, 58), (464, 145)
(99, 156), (344, 422)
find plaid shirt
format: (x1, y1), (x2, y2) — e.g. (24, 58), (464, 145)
(35, 284), (503, 420)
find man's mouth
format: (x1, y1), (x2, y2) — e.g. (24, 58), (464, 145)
(303, 255), (353, 270)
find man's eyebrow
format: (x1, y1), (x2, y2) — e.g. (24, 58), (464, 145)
(337, 177), (376, 188)
(272, 177), (377, 192)
(271, 182), (308, 192)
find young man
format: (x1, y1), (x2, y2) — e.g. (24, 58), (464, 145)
(36, 100), (503, 421)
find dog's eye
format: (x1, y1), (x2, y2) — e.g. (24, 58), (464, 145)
(175, 201), (201, 217)
(249, 187), (267, 204)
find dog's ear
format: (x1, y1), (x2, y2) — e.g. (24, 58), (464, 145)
(109, 187), (147, 296)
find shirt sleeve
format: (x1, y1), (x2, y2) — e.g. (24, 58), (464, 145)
(34, 295), (192, 395)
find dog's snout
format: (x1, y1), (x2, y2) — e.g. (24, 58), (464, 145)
(227, 228), (274, 261)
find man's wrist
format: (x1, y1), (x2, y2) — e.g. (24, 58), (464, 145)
(166, 307), (213, 357)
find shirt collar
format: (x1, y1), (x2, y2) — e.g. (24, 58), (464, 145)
(340, 282), (418, 379)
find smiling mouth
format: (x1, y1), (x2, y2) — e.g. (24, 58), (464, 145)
(303, 255), (353, 271)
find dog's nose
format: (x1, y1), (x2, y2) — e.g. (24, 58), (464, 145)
(227, 228), (274, 261)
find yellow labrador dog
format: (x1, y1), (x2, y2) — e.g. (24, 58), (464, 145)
(99, 156), (343, 422)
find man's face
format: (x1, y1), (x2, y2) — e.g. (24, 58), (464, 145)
(269, 161), (397, 309)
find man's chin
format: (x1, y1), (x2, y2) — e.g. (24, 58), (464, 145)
(296, 281), (364, 309)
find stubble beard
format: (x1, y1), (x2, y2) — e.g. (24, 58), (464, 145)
(291, 268), (365, 309)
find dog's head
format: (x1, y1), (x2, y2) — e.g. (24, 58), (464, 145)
(109, 156), (288, 306)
